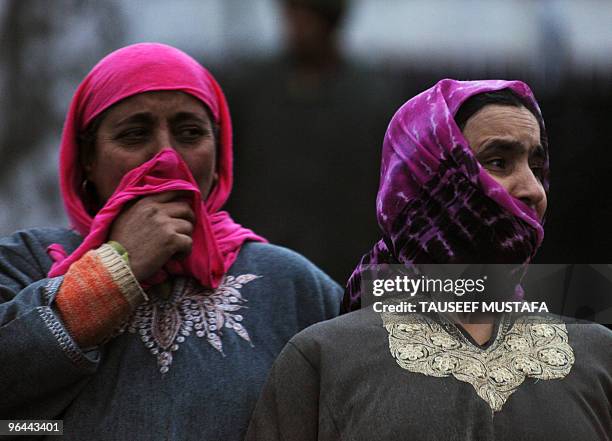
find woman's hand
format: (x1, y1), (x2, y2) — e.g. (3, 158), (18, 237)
(109, 191), (195, 282)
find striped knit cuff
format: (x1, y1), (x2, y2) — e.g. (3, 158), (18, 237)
(97, 243), (148, 305)
(55, 245), (147, 348)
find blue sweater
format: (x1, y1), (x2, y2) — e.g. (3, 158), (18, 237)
(0, 227), (343, 440)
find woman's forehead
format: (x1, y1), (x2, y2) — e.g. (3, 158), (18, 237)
(104, 91), (210, 120)
(462, 105), (540, 148)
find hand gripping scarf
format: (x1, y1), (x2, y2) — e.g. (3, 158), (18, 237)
(344, 79), (549, 312)
(48, 43), (266, 288)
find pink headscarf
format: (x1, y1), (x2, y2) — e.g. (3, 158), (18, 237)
(48, 42), (266, 288)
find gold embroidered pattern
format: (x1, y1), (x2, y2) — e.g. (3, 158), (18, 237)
(382, 313), (575, 411)
(119, 274), (260, 374)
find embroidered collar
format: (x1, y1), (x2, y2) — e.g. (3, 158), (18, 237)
(382, 312), (575, 412)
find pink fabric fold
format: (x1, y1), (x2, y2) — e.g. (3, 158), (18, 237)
(48, 43), (266, 288)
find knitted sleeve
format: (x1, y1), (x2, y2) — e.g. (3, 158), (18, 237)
(55, 243), (147, 348)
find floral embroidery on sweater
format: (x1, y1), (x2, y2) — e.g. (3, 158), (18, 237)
(382, 313), (575, 412)
(119, 274), (260, 374)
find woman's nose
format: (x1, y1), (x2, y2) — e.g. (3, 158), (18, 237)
(147, 128), (174, 158)
(509, 164), (546, 214)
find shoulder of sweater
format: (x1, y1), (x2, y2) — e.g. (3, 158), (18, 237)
(236, 242), (340, 284)
(289, 308), (380, 349)
(0, 227), (82, 252)
(566, 320), (612, 349)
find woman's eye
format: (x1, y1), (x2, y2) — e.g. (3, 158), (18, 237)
(484, 158), (506, 170)
(530, 166), (544, 181)
(116, 128), (147, 143)
(177, 126), (206, 142)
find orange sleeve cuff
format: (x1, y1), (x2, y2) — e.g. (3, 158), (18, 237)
(55, 243), (147, 348)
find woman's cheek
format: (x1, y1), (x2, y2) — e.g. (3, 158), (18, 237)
(485, 173), (511, 194)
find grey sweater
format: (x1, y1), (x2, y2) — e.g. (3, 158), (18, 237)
(0, 227), (343, 440)
(247, 307), (612, 441)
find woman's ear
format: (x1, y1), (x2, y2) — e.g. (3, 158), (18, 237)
(83, 162), (93, 176)
(78, 139), (96, 179)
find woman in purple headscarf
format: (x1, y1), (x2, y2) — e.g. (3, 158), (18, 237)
(246, 79), (612, 441)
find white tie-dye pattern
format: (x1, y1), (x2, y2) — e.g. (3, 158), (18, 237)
(396, 192), (409, 202)
(418, 159), (433, 176)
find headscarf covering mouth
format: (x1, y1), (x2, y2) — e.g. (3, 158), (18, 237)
(60, 42), (234, 222)
(344, 79), (548, 312)
(49, 42), (266, 288)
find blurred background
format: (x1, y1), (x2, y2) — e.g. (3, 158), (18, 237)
(1, 0), (612, 287)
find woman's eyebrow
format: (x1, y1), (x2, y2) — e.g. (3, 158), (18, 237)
(530, 144), (547, 160)
(111, 112), (208, 128)
(478, 139), (526, 155)
(478, 139), (545, 158)
(112, 112), (154, 128)
(170, 112), (208, 124)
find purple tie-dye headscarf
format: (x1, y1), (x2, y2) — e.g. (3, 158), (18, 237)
(344, 79), (549, 312)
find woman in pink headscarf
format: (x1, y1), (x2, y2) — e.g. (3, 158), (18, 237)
(0, 43), (342, 440)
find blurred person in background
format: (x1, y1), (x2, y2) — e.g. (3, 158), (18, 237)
(246, 79), (612, 441)
(0, 42), (342, 440)
(221, 0), (403, 285)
